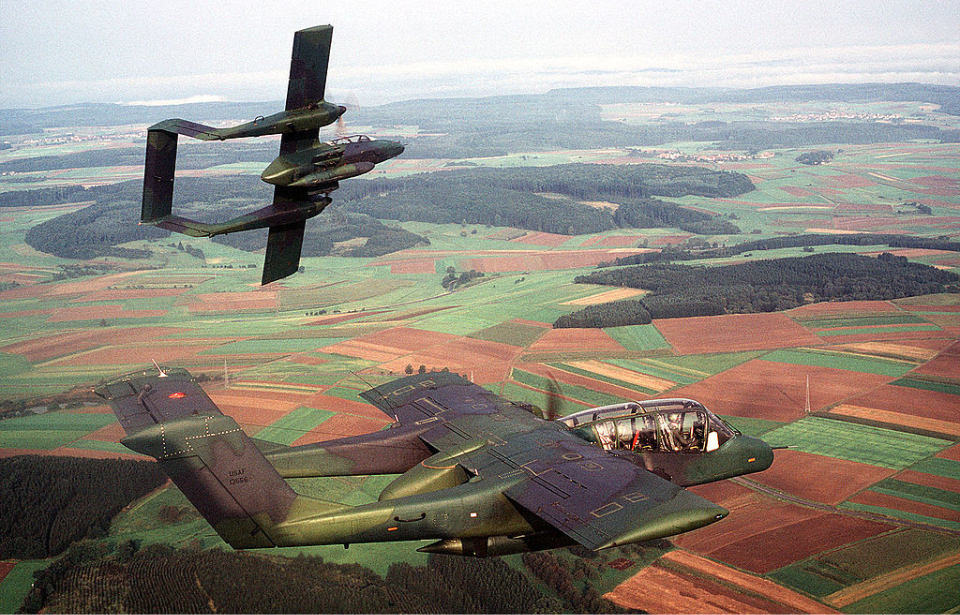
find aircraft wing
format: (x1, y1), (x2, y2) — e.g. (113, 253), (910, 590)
(497, 436), (726, 550)
(361, 373), (728, 550)
(285, 25), (333, 112)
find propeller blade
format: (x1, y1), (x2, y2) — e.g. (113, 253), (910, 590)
(546, 373), (562, 421)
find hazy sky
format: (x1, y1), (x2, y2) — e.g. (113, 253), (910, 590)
(2, 0), (959, 108)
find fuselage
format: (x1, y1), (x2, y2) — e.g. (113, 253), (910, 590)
(260, 134), (404, 190)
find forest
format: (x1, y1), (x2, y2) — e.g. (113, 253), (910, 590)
(23, 164), (752, 260)
(0, 455), (166, 560)
(603, 233), (960, 268)
(211, 210), (430, 258)
(559, 252), (960, 327)
(20, 542), (632, 614)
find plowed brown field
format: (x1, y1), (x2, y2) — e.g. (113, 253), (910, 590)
(749, 450), (895, 505)
(605, 550), (835, 614)
(845, 384), (960, 424)
(0, 327), (186, 362)
(847, 490), (960, 523)
(668, 360), (891, 422)
(678, 482), (892, 573)
(655, 313), (822, 355)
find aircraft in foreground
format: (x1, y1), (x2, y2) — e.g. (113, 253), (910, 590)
(97, 367), (774, 557)
(140, 25), (404, 284)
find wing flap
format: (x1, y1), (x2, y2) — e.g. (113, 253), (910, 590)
(503, 440), (728, 550)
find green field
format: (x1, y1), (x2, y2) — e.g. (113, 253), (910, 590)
(603, 325), (671, 352)
(760, 348), (917, 377)
(761, 417), (951, 469)
(769, 528), (960, 599)
(0, 560), (49, 614)
(250, 406), (336, 445)
(1, 97), (959, 614)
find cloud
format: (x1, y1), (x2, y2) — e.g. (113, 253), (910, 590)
(3, 42), (958, 108)
(121, 94), (229, 106)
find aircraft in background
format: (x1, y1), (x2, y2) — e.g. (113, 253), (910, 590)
(140, 25), (404, 285)
(97, 367), (775, 557)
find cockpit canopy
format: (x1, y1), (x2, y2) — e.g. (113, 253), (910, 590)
(330, 134), (372, 145)
(561, 399), (739, 453)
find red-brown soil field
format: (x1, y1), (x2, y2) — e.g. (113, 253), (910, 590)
(678, 482), (893, 574)
(379, 336), (524, 383)
(73, 287), (190, 302)
(748, 450), (895, 505)
(0, 562), (15, 584)
(0, 327), (186, 362)
(47, 304), (168, 322)
(302, 394), (392, 421)
(655, 313), (823, 355)
(911, 339), (960, 378)
(938, 443), (960, 461)
(462, 249), (647, 273)
(519, 362), (654, 400)
(605, 550), (835, 614)
(50, 342), (220, 366)
(847, 490), (960, 523)
(668, 360), (892, 422)
(291, 414), (391, 446)
(844, 384), (960, 424)
(511, 231), (571, 247)
(896, 469), (960, 493)
(789, 300), (902, 317)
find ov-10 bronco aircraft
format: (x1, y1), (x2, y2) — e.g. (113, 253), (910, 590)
(140, 25), (404, 284)
(96, 367), (775, 557)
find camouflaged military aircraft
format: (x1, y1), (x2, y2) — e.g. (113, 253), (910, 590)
(139, 25), (404, 285)
(96, 366), (775, 557)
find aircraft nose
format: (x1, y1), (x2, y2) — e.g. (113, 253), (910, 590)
(386, 141), (404, 159)
(743, 436), (774, 472)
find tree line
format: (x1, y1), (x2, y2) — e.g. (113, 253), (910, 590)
(0, 455), (166, 560)
(23, 164), (753, 260)
(22, 543), (613, 613)
(558, 252), (959, 327)
(604, 232), (960, 269)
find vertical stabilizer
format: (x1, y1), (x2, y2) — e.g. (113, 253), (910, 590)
(142, 129), (178, 222)
(285, 25), (333, 111)
(262, 220), (307, 285)
(95, 367), (340, 548)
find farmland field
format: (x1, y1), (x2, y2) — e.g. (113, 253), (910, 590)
(1, 95), (960, 614)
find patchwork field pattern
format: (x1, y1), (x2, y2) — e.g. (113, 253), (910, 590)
(1, 122), (960, 613)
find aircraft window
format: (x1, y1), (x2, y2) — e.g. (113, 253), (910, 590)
(594, 421), (617, 450)
(619, 415), (657, 450)
(657, 411), (706, 452)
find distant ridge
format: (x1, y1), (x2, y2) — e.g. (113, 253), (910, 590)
(3, 83), (960, 135)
